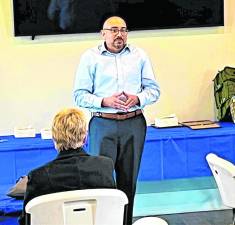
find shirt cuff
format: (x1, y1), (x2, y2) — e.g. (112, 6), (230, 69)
(137, 93), (145, 108)
(93, 96), (103, 108)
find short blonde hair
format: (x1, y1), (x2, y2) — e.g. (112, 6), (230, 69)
(52, 108), (87, 151)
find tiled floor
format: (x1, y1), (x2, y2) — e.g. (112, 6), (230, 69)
(134, 177), (228, 217)
(133, 209), (232, 225)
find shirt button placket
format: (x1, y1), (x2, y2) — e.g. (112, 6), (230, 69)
(116, 54), (124, 92)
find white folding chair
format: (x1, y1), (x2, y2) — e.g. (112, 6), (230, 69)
(133, 217), (168, 225)
(25, 188), (128, 225)
(206, 153), (235, 225)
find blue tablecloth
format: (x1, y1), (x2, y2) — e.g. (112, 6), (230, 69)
(1, 122), (235, 214)
(0, 184), (22, 215)
(139, 122), (235, 180)
(1, 122), (235, 185)
(0, 134), (56, 185)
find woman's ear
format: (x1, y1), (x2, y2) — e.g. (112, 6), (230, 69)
(82, 132), (88, 145)
(53, 140), (60, 152)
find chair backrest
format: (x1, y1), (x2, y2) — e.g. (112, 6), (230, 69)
(206, 153), (235, 208)
(133, 217), (168, 225)
(25, 188), (128, 225)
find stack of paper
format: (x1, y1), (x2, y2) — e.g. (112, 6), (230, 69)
(40, 128), (52, 139)
(155, 114), (179, 127)
(14, 126), (36, 138)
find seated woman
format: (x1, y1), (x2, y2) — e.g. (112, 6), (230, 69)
(18, 108), (116, 225)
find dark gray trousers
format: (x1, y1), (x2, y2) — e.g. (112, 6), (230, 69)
(88, 114), (147, 225)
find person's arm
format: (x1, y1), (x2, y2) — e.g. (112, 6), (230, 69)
(58, 0), (74, 30)
(73, 51), (104, 110)
(98, 156), (116, 188)
(136, 49), (160, 107)
(18, 170), (48, 225)
(47, 0), (59, 21)
(18, 172), (36, 225)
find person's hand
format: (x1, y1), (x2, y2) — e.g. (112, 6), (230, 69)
(101, 93), (128, 110)
(123, 92), (140, 109)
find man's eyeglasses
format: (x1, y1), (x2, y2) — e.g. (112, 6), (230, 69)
(103, 27), (129, 35)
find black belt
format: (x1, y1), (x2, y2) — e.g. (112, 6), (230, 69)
(92, 109), (142, 120)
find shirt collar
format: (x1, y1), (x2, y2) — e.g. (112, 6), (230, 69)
(99, 42), (131, 55)
(57, 147), (89, 159)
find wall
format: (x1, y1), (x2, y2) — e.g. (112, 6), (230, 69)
(0, 0), (235, 135)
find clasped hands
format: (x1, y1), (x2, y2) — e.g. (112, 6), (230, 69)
(102, 92), (139, 111)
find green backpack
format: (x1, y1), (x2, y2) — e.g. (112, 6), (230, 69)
(213, 66), (235, 121)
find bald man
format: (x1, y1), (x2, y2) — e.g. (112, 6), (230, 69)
(73, 16), (160, 225)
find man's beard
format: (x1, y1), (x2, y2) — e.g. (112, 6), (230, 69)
(113, 38), (124, 50)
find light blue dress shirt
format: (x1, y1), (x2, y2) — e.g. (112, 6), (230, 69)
(73, 43), (160, 113)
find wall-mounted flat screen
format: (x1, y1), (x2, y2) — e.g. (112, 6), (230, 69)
(13, 0), (224, 37)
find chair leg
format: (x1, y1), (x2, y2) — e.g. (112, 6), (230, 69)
(232, 208), (235, 225)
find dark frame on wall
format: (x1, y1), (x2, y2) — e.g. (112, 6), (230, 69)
(13, 0), (224, 38)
